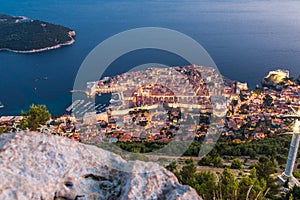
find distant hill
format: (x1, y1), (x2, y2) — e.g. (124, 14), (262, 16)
(0, 14), (75, 53)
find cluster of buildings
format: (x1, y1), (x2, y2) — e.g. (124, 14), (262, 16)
(223, 70), (300, 142)
(1, 67), (299, 145)
(42, 115), (80, 141)
(79, 65), (223, 144)
(0, 116), (23, 133)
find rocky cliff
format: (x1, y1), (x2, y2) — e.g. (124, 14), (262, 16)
(0, 132), (201, 200)
(261, 69), (293, 90)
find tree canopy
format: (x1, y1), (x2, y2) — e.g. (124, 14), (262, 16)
(20, 104), (51, 131)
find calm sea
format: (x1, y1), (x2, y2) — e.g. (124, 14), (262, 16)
(0, 0), (300, 116)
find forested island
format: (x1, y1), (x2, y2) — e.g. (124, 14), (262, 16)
(0, 14), (75, 53)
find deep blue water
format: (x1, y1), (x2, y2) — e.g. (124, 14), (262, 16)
(0, 0), (300, 116)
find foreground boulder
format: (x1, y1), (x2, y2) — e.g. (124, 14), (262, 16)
(0, 132), (201, 200)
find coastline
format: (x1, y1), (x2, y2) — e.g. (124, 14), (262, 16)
(0, 31), (76, 54)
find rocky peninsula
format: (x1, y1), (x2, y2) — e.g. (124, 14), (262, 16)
(0, 14), (75, 53)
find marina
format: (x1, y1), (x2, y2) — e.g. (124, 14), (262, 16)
(66, 99), (82, 112)
(66, 100), (108, 117)
(72, 101), (95, 116)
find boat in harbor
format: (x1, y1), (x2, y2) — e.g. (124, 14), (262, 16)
(66, 99), (81, 112)
(83, 101), (93, 108)
(0, 101), (4, 109)
(86, 103), (95, 111)
(95, 104), (103, 110)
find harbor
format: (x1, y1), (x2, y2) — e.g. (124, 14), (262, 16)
(65, 98), (108, 117)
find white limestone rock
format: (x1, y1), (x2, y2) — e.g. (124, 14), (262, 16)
(0, 132), (201, 200)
